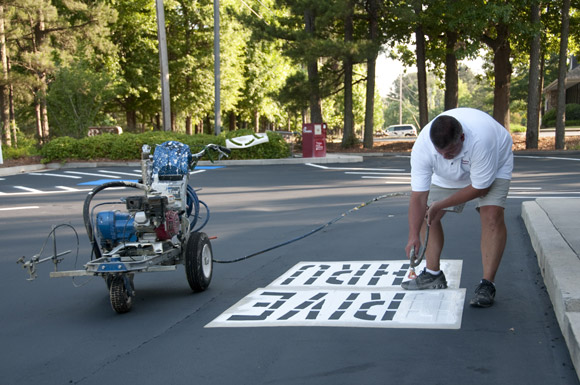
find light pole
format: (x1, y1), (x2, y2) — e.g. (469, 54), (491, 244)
(214, 0), (221, 135)
(156, 0), (171, 132)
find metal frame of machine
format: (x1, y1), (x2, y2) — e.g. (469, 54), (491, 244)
(18, 141), (230, 313)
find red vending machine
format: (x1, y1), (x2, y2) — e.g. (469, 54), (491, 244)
(302, 123), (327, 158)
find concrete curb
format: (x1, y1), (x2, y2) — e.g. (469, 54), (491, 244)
(0, 154), (363, 177)
(522, 200), (580, 380)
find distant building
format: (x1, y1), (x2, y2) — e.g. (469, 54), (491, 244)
(543, 56), (580, 111)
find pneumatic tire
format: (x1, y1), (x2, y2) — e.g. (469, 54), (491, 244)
(185, 232), (213, 292)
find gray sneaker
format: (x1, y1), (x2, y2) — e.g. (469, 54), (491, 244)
(401, 269), (448, 290)
(469, 279), (496, 307)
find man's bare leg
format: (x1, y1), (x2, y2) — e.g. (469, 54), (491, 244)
(425, 211), (446, 272)
(479, 205), (506, 282)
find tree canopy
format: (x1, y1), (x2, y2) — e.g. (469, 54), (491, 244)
(0, 0), (578, 151)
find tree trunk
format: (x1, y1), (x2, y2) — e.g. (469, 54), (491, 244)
(254, 110), (259, 132)
(8, 57), (16, 147)
(35, 99), (42, 142)
(126, 109), (137, 132)
(185, 115), (192, 135)
(363, 0), (378, 149)
(526, 2), (541, 149)
(415, 2), (428, 128)
(538, 48), (545, 127)
(40, 86), (49, 140)
(229, 111), (236, 131)
(342, 1), (356, 148)
(444, 31), (458, 111)
(483, 23), (511, 129)
(304, 9), (323, 124)
(555, 0), (570, 150)
(0, 5), (10, 147)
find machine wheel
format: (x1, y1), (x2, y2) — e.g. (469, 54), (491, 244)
(109, 275), (133, 313)
(185, 232), (213, 292)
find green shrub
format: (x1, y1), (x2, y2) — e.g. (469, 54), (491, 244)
(40, 136), (81, 163)
(542, 104), (580, 127)
(222, 130), (290, 160)
(39, 131), (290, 163)
(510, 124), (526, 133)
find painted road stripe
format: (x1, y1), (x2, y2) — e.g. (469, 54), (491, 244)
(515, 155), (580, 161)
(65, 171), (121, 178)
(0, 206), (40, 211)
(56, 186), (82, 191)
(14, 186), (42, 193)
(345, 171), (411, 176)
(206, 260), (465, 329)
(508, 191), (580, 195)
(78, 179), (138, 186)
(0, 188), (93, 196)
(360, 176), (410, 180)
(97, 170), (141, 177)
(28, 172), (82, 179)
(306, 163), (405, 172)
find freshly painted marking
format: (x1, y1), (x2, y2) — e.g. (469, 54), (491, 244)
(78, 179), (138, 186)
(14, 186), (42, 193)
(345, 171), (411, 176)
(56, 186), (82, 191)
(206, 260), (465, 329)
(268, 260), (462, 289)
(0, 188), (93, 196)
(65, 171), (121, 178)
(189, 170), (206, 175)
(97, 170), (141, 177)
(360, 176), (410, 180)
(306, 163), (405, 172)
(508, 191), (580, 195)
(515, 155), (580, 161)
(28, 172), (82, 179)
(206, 288), (464, 329)
(0, 206), (40, 211)
(195, 166), (225, 170)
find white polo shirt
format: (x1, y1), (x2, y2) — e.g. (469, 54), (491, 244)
(410, 108), (513, 191)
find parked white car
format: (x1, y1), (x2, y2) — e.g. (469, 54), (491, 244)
(385, 124), (417, 137)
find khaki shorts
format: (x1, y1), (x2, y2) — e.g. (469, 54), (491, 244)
(427, 178), (510, 213)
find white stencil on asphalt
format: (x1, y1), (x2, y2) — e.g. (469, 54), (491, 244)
(268, 260), (463, 289)
(206, 260), (466, 329)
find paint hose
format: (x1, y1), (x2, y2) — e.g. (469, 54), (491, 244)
(213, 192), (410, 264)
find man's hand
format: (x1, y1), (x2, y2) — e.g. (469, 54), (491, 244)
(405, 236), (421, 259)
(426, 201), (443, 226)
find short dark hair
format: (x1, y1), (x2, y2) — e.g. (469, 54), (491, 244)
(429, 115), (463, 149)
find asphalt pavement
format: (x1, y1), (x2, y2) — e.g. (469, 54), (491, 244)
(1, 151), (580, 383)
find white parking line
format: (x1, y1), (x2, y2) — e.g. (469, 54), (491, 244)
(306, 163), (405, 172)
(346, 171), (411, 176)
(0, 206), (40, 211)
(0, 188), (93, 196)
(14, 186), (42, 193)
(65, 171), (121, 178)
(56, 186), (82, 191)
(515, 155), (580, 161)
(98, 170), (141, 177)
(28, 172), (82, 179)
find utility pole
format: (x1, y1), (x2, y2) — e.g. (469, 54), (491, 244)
(155, 0), (171, 131)
(399, 73), (403, 125)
